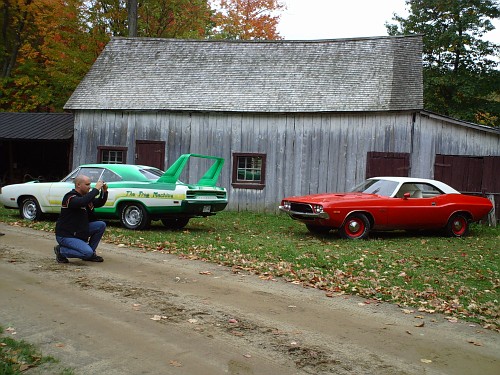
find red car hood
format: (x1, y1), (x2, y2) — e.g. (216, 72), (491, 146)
(285, 193), (378, 203)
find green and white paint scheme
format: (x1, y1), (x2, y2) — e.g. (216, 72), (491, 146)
(0, 154), (228, 230)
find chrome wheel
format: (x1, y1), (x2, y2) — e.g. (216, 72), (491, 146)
(120, 204), (150, 230)
(20, 197), (42, 221)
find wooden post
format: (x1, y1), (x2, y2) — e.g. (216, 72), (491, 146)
(487, 195), (496, 227)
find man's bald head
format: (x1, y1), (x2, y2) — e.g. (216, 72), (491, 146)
(74, 175), (92, 195)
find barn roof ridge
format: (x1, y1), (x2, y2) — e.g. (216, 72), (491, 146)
(109, 34), (423, 44)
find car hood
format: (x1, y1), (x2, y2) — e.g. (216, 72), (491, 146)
(284, 193), (380, 203)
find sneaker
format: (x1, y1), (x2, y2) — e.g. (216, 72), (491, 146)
(54, 245), (69, 263)
(83, 254), (104, 262)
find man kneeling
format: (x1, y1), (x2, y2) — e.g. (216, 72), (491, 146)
(54, 175), (108, 263)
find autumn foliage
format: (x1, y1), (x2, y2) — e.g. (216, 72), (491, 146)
(1, 0), (108, 111)
(211, 0), (285, 40)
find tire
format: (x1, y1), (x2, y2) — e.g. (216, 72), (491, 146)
(445, 213), (469, 237)
(161, 218), (190, 230)
(339, 213), (370, 239)
(19, 197), (42, 221)
(120, 203), (150, 230)
(306, 224), (331, 234)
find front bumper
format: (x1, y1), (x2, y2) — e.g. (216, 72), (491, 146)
(279, 205), (330, 220)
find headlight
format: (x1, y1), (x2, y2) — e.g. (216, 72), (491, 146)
(282, 200), (291, 210)
(313, 204), (323, 214)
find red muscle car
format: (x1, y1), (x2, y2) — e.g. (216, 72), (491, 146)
(279, 177), (493, 239)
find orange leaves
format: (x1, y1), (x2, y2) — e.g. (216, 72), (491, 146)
(211, 0), (286, 40)
(2, 0), (107, 111)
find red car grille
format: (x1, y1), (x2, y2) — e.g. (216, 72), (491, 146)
(290, 203), (313, 213)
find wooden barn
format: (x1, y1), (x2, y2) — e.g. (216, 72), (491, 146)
(64, 36), (500, 213)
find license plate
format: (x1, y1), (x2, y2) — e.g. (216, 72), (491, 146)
(202, 205), (211, 213)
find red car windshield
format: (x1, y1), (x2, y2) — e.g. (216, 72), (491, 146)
(350, 179), (399, 197)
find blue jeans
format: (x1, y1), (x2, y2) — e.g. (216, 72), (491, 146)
(56, 221), (106, 259)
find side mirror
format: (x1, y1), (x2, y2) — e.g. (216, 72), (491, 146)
(403, 192), (411, 199)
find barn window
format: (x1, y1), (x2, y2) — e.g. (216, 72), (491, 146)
(232, 153), (266, 190)
(98, 146), (127, 164)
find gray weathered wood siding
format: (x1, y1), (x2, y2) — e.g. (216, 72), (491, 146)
(411, 113), (500, 179)
(74, 110), (420, 212)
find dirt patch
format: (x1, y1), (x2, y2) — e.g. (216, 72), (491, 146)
(0, 223), (498, 374)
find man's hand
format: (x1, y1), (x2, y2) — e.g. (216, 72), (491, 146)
(95, 180), (105, 190)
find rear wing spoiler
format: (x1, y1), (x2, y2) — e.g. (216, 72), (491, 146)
(156, 154), (225, 187)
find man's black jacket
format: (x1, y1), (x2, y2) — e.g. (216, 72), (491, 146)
(55, 188), (108, 240)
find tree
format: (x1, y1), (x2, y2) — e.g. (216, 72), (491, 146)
(138, 0), (212, 38)
(210, 0), (285, 40)
(1, 0), (108, 111)
(1, 0), (34, 79)
(84, 0), (213, 39)
(386, 0), (500, 127)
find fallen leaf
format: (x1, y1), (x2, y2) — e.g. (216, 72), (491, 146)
(169, 360), (182, 367)
(421, 359), (432, 363)
(415, 322), (425, 328)
(243, 354), (252, 358)
(467, 339), (482, 346)
(188, 319), (198, 324)
(228, 319), (238, 324)
(199, 271), (212, 275)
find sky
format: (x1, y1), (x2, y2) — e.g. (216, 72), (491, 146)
(277, 0), (500, 45)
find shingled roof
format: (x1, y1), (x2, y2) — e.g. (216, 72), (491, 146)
(0, 113), (74, 140)
(64, 35), (423, 113)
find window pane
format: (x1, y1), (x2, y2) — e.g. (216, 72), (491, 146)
(101, 150), (124, 164)
(236, 156), (263, 182)
(101, 169), (122, 182)
(78, 168), (104, 183)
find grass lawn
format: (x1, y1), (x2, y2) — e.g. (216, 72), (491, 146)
(0, 325), (73, 374)
(0, 207), (498, 330)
